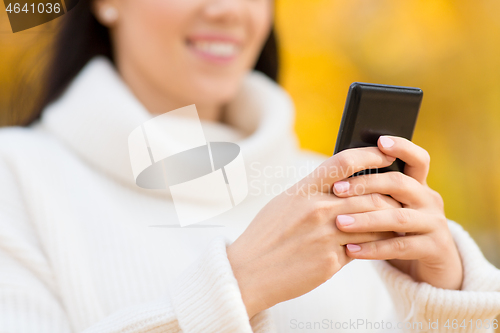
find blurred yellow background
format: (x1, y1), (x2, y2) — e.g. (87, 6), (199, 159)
(1, 0), (499, 267)
(275, 0), (500, 268)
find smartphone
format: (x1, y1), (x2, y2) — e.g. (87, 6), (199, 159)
(333, 82), (423, 176)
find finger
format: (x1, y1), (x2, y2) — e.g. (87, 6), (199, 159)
(377, 136), (430, 185)
(345, 235), (433, 260)
(336, 209), (435, 234)
(338, 230), (395, 246)
(307, 193), (401, 227)
(318, 192), (402, 219)
(332, 171), (427, 208)
(299, 147), (396, 193)
(340, 193), (402, 212)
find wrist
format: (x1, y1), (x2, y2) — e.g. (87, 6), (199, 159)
(227, 244), (264, 319)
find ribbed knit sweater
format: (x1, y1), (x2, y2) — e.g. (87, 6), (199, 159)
(0, 57), (499, 333)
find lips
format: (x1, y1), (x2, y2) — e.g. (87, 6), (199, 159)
(186, 35), (242, 62)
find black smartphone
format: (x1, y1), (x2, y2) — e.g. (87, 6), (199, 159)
(333, 82), (423, 176)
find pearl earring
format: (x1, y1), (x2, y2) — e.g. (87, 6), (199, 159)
(100, 6), (118, 24)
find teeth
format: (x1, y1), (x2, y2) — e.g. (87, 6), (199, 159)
(191, 41), (237, 57)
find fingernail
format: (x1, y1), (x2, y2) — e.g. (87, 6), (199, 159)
(380, 136), (395, 148)
(346, 244), (362, 252)
(337, 215), (355, 226)
(333, 181), (350, 193)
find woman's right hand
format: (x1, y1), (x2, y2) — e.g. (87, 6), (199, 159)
(227, 147), (400, 319)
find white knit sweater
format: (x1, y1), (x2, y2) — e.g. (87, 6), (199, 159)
(0, 57), (499, 333)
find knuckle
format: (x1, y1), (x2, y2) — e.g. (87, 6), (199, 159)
(319, 225), (337, 243)
(307, 202), (331, 223)
(436, 214), (448, 227)
(323, 251), (340, 277)
(335, 153), (356, 174)
(368, 241), (379, 255)
(364, 213), (375, 229)
(431, 189), (445, 209)
(388, 171), (405, 188)
(393, 238), (408, 254)
(307, 209), (323, 224)
(420, 150), (431, 167)
(370, 193), (386, 210)
(394, 209), (411, 227)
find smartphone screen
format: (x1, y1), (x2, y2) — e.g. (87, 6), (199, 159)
(334, 82), (423, 176)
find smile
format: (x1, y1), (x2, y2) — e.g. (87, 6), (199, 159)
(190, 41), (238, 57)
(186, 35), (242, 63)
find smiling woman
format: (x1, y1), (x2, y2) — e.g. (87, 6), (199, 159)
(93, 0), (272, 120)
(26, 0), (278, 126)
(0, 0), (500, 332)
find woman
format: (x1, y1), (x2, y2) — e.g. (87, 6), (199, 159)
(0, 0), (499, 332)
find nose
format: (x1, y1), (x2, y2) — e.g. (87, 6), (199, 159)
(203, 0), (246, 25)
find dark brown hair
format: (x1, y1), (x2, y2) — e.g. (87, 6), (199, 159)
(21, 0), (279, 126)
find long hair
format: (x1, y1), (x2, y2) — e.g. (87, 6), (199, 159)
(20, 0), (279, 126)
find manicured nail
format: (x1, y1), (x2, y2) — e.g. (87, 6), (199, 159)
(337, 215), (355, 226)
(346, 244), (362, 252)
(380, 136), (395, 148)
(333, 181), (350, 193)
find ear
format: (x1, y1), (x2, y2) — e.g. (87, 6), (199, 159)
(92, 0), (120, 27)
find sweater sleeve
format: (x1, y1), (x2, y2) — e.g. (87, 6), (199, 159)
(0, 160), (275, 333)
(0, 236), (274, 333)
(372, 220), (500, 333)
(79, 236), (275, 333)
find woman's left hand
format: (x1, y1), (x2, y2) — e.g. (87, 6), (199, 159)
(333, 136), (463, 290)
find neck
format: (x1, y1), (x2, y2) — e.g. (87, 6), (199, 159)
(116, 60), (225, 122)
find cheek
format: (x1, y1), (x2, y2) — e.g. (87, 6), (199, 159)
(246, 2), (273, 59)
(117, 0), (196, 93)
(118, 0), (188, 64)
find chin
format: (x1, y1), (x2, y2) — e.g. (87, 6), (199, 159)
(190, 74), (246, 105)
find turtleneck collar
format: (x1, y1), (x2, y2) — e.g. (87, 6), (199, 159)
(34, 56), (300, 196)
